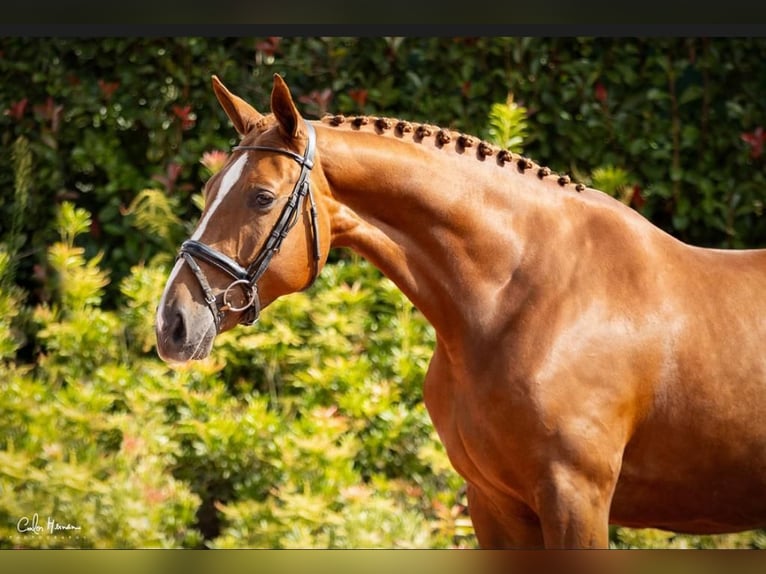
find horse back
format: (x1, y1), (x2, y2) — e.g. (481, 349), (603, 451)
(611, 240), (766, 532)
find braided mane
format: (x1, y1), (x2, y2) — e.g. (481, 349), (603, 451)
(320, 114), (585, 192)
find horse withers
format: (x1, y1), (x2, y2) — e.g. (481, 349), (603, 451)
(156, 73), (766, 548)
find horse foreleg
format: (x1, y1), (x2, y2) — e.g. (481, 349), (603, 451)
(534, 464), (614, 548)
(466, 483), (545, 549)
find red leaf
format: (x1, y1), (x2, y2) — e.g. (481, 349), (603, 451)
(98, 79), (119, 99)
(255, 36), (281, 57)
(630, 185), (646, 210)
(348, 88), (368, 108)
(152, 161), (184, 193)
(298, 88), (333, 116)
(741, 126), (765, 159)
(172, 104), (195, 130)
(4, 98), (28, 120)
(595, 82), (608, 103)
(33, 97), (64, 133)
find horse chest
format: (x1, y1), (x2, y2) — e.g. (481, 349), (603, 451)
(422, 348), (540, 497)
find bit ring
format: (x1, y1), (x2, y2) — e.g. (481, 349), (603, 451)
(221, 279), (257, 313)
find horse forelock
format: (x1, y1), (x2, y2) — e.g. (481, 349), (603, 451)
(237, 114), (279, 147)
(240, 114), (314, 157)
(254, 114), (275, 133)
(320, 113), (584, 192)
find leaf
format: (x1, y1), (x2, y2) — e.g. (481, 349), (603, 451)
(55, 202), (91, 247)
(124, 189), (184, 249)
(485, 95), (529, 154)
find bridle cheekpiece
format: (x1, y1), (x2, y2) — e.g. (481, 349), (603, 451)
(178, 122), (320, 331)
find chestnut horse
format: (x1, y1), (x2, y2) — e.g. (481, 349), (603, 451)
(156, 74), (766, 548)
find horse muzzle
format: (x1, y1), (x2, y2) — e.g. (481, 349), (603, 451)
(155, 290), (218, 363)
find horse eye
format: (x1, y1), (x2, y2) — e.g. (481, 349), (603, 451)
(248, 190), (276, 210)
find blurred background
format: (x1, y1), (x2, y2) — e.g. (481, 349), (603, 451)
(1, 37), (765, 548)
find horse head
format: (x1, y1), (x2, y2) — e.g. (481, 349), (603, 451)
(155, 74), (329, 363)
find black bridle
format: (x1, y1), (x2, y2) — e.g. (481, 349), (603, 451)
(178, 122), (320, 331)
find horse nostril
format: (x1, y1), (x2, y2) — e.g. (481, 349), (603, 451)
(170, 309), (187, 346)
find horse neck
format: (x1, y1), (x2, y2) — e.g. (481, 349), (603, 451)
(316, 121), (562, 347)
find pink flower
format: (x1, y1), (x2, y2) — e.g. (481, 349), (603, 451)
(200, 150), (229, 176)
(143, 487), (168, 504)
(121, 435), (143, 455)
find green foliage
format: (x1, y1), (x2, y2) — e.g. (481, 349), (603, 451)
(611, 527), (766, 550)
(0, 368), (203, 548)
(1, 207), (202, 548)
(9, 136), (32, 255)
(591, 165), (636, 205)
(0, 248), (24, 360)
(124, 189), (186, 256)
(484, 95), (528, 153)
(45, 203), (110, 316)
(0, 136), (33, 361)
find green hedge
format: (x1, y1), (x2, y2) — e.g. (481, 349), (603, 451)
(2, 37), (766, 548)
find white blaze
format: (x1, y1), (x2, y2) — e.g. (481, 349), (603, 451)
(156, 153), (249, 332)
(192, 153), (249, 240)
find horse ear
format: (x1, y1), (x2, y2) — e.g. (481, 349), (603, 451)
(211, 75), (263, 136)
(270, 73), (303, 139)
